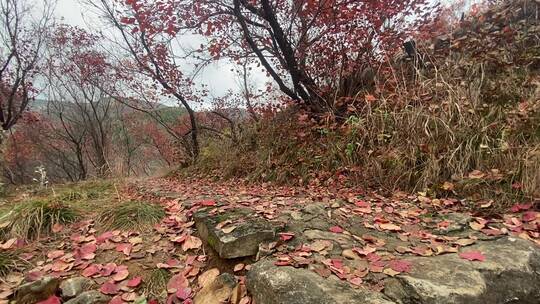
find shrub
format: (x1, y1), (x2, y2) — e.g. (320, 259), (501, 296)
(4, 199), (77, 240)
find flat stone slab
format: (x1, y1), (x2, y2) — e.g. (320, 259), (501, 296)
(246, 259), (396, 304)
(384, 237), (540, 304)
(194, 207), (278, 259)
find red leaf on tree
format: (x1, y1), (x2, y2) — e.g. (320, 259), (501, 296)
(100, 281), (119, 295)
(459, 251), (485, 262)
(329, 226), (343, 233)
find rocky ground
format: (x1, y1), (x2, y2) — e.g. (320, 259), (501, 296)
(1, 177), (539, 303)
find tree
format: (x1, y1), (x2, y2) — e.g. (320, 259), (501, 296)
(135, 0), (438, 114)
(0, 0), (55, 137)
(46, 24), (115, 177)
(86, 0), (204, 161)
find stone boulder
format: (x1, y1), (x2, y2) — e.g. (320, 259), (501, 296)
(64, 290), (111, 304)
(15, 276), (60, 304)
(384, 237), (540, 304)
(60, 277), (95, 299)
(246, 259), (396, 304)
(194, 207), (278, 259)
(194, 273), (237, 304)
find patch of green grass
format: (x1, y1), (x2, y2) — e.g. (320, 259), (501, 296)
(97, 201), (165, 231)
(143, 268), (171, 300)
(3, 199), (77, 240)
(56, 190), (85, 202)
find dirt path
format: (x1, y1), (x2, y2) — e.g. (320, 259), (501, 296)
(1, 177), (538, 303)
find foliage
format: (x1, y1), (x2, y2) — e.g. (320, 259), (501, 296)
(3, 199), (78, 239)
(97, 200), (165, 230)
(189, 0), (540, 209)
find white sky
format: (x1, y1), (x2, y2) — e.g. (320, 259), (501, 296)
(53, 0), (268, 108)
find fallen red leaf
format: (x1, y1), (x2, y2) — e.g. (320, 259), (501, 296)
(100, 281), (119, 295)
(36, 295), (61, 304)
(199, 200), (216, 206)
(522, 211), (537, 222)
(459, 250), (485, 262)
(167, 274), (188, 293)
(109, 296), (125, 304)
(388, 259), (412, 273)
(112, 265), (129, 281)
(278, 232), (294, 241)
(82, 264), (101, 277)
(126, 276), (142, 287)
(329, 226), (343, 233)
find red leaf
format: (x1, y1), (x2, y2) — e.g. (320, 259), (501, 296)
(100, 281), (120, 295)
(329, 226), (343, 233)
(112, 265), (129, 281)
(167, 274), (188, 293)
(96, 231), (114, 244)
(47, 250), (65, 259)
(459, 251), (485, 262)
(36, 295), (61, 304)
(175, 287), (192, 300)
(82, 264), (101, 277)
(126, 276), (142, 287)
(278, 232), (294, 241)
(199, 200), (216, 206)
(115, 243), (133, 256)
(100, 263), (117, 277)
(388, 259), (412, 273)
(109, 296), (125, 304)
(79, 242), (97, 260)
(522, 211), (537, 222)
(510, 203), (532, 213)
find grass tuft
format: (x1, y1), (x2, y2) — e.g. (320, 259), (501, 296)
(97, 201), (165, 231)
(3, 199), (78, 240)
(142, 268), (170, 300)
(0, 251), (23, 277)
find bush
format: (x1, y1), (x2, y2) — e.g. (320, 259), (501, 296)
(3, 199), (77, 240)
(97, 201), (165, 231)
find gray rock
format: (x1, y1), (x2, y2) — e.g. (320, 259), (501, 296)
(246, 259), (396, 304)
(384, 237), (540, 304)
(193, 273), (237, 304)
(60, 277), (94, 299)
(194, 207), (278, 259)
(64, 290), (111, 304)
(434, 213), (472, 235)
(15, 276), (60, 304)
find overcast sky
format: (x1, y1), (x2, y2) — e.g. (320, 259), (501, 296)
(53, 0), (268, 108)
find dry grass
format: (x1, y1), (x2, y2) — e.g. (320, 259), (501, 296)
(142, 268), (170, 300)
(97, 200), (165, 231)
(2, 199), (78, 240)
(187, 0), (540, 210)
